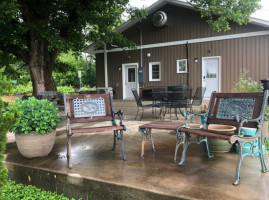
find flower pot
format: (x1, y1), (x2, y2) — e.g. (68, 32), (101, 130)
(15, 130), (56, 158)
(207, 124), (236, 153)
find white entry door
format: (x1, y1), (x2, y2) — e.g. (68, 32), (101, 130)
(122, 63), (139, 99)
(202, 57), (221, 98)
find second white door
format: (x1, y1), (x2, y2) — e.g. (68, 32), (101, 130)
(202, 57), (220, 98)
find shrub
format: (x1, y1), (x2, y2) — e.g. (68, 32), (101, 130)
(79, 86), (96, 92)
(12, 82), (33, 95)
(0, 67), (15, 96)
(57, 86), (74, 94)
(9, 97), (60, 134)
(2, 180), (80, 200)
(0, 99), (19, 198)
(232, 69), (263, 92)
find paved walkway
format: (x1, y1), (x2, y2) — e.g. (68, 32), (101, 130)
(4, 100), (269, 200)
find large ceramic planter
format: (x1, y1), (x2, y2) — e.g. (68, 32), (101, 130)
(15, 130), (56, 158)
(207, 124), (236, 153)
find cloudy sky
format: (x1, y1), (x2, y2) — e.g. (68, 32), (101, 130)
(129, 0), (269, 21)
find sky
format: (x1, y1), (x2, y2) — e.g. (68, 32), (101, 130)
(129, 0), (269, 21)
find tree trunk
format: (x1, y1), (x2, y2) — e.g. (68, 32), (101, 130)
(28, 41), (59, 95)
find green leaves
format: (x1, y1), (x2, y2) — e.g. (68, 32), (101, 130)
(0, 97), (19, 197)
(189, 0), (261, 32)
(9, 97), (60, 134)
(2, 180), (80, 200)
(231, 68), (264, 92)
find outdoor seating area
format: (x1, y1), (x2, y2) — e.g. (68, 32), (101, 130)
(4, 97), (269, 200)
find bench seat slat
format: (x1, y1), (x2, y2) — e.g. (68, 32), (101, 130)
(71, 126), (124, 134)
(139, 122), (183, 130)
(179, 128), (236, 140)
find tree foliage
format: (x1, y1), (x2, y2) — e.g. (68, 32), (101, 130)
(188, 0), (261, 32)
(0, 0), (137, 94)
(0, 0), (262, 94)
(53, 52), (96, 87)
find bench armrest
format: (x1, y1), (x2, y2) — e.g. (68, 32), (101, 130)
(181, 110), (206, 129)
(229, 118), (262, 144)
(114, 109), (126, 131)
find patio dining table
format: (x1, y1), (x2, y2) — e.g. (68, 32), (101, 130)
(151, 89), (192, 120)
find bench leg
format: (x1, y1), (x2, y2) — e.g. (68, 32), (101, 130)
(140, 128), (155, 158)
(112, 130), (117, 151)
(67, 133), (72, 169)
(178, 133), (190, 166)
(205, 137), (214, 158)
(120, 130), (127, 161)
(259, 136), (268, 173)
(234, 141), (244, 185)
(174, 131), (184, 161)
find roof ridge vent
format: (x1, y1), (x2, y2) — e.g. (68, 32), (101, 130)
(153, 11), (167, 27)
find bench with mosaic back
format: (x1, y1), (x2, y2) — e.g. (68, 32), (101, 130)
(175, 91), (269, 185)
(64, 93), (126, 169)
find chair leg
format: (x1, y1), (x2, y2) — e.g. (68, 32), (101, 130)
(178, 133), (190, 166)
(120, 130), (127, 161)
(140, 107), (144, 120)
(135, 106), (139, 120)
(112, 130), (117, 151)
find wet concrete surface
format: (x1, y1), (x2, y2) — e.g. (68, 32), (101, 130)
(4, 100), (269, 200)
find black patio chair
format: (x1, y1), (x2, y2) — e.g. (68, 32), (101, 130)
(131, 88), (159, 120)
(189, 87), (206, 113)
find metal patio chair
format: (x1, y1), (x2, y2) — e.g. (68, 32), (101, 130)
(131, 88), (159, 120)
(189, 87), (206, 113)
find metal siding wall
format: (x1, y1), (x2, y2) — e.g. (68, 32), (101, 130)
(97, 36), (269, 99)
(122, 5), (267, 45)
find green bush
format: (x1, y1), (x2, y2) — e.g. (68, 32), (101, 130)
(9, 97), (60, 134)
(57, 86), (74, 94)
(0, 99), (19, 198)
(79, 86), (96, 92)
(11, 82), (33, 95)
(232, 69), (263, 92)
(0, 67), (15, 95)
(2, 180), (80, 200)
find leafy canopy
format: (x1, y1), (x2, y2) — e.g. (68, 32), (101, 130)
(0, 0), (137, 58)
(188, 0), (261, 32)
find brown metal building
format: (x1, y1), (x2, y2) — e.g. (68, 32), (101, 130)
(85, 0), (269, 99)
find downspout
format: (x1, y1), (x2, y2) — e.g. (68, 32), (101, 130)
(139, 20), (144, 88)
(186, 41), (189, 86)
(104, 43), (108, 93)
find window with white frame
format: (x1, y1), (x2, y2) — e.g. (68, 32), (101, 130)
(177, 59), (187, 73)
(149, 62), (161, 81)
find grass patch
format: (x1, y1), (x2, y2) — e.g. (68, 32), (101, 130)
(2, 180), (81, 200)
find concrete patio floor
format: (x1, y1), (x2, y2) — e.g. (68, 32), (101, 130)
(4, 100), (269, 200)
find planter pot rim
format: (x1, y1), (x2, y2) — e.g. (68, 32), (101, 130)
(207, 124), (236, 132)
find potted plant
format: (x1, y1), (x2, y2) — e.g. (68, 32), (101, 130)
(8, 97), (60, 158)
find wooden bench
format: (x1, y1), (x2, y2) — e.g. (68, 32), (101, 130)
(175, 91), (269, 185)
(139, 121), (184, 158)
(64, 93), (126, 169)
